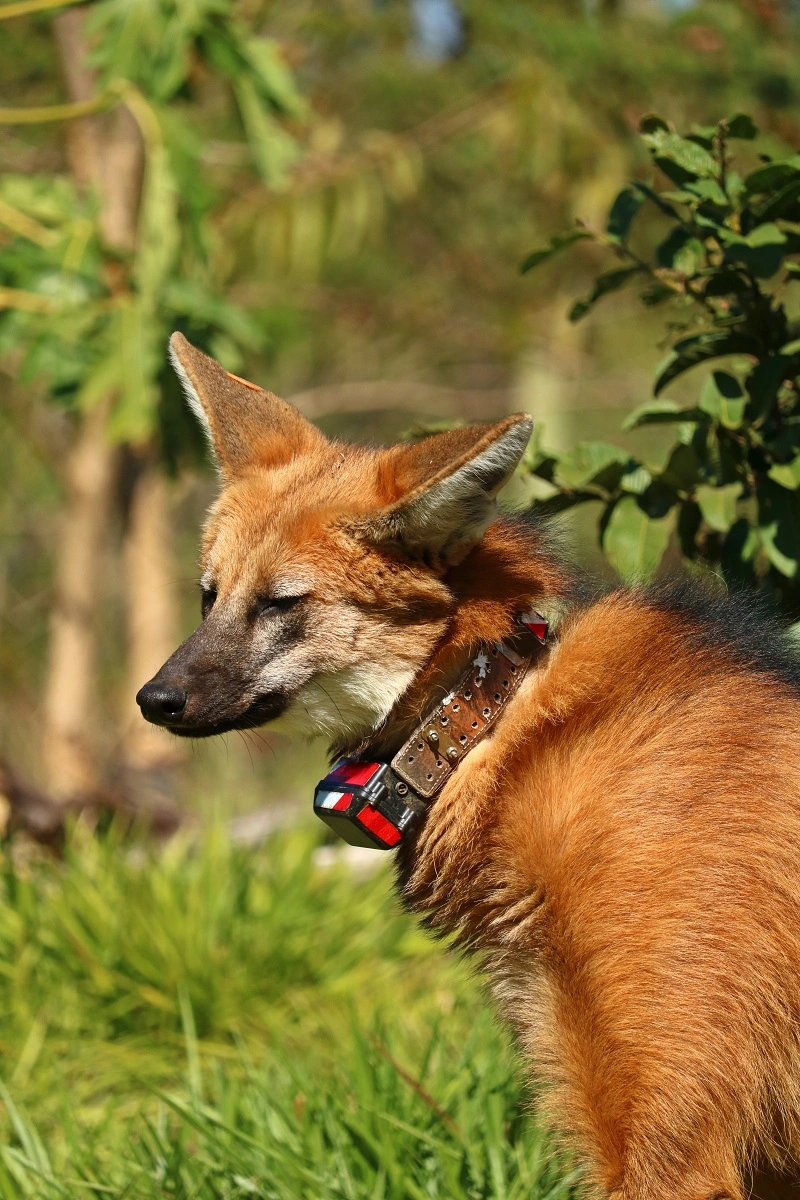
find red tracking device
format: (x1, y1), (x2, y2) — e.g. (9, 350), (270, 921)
(314, 759), (420, 850)
(519, 609), (549, 643)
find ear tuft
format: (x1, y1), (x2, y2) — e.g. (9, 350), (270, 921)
(169, 333), (214, 446)
(350, 414), (533, 570)
(168, 333), (325, 477)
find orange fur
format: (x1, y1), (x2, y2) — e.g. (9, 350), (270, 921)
(400, 593), (800, 1199)
(141, 337), (800, 1200)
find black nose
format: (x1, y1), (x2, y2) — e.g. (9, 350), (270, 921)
(136, 682), (188, 725)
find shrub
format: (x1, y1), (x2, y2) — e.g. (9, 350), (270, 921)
(522, 112), (800, 613)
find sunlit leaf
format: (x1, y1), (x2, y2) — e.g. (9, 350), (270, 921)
(641, 127), (718, 181)
(757, 478), (800, 577)
(622, 399), (705, 431)
(695, 483), (741, 532)
(722, 221), (787, 278)
(602, 496), (674, 583)
(686, 178), (728, 207)
(699, 371), (746, 429)
(553, 441), (630, 490)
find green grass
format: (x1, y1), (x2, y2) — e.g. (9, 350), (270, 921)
(0, 823), (577, 1198)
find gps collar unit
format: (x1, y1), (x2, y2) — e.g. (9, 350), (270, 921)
(313, 611), (550, 851)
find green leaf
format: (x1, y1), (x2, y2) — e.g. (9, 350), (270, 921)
(659, 189), (697, 206)
(660, 442), (702, 493)
(620, 465), (652, 495)
(641, 128), (719, 181)
(757, 477), (800, 577)
(520, 228), (593, 274)
(602, 496), (674, 583)
(744, 156), (800, 195)
(654, 331), (759, 395)
(725, 171), (746, 203)
(726, 113), (758, 140)
(695, 483), (741, 532)
(686, 178), (729, 207)
(751, 178), (800, 223)
(234, 77), (300, 189)
(674, 238), (705, 276)
(622, 399), (705, 431)
(746, 354), (787, 422)
(745, 222), (787, 246)
(241, 37), (306, 116)
(699, 371), (746, 429)
(638, 113), (670, 136)
(656, 227), (698, 270)
(554, 441), (630, 490)
(758, 523), (798, 577)
(723, 222), (787, 278)
(769, 455), (800, 490)
(606, 188), (644, 244)
(568, 266), (641, 322)
(688, 125), (717, 148)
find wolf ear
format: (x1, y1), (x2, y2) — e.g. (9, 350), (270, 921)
(351, 415), (533, 569)
(169, 332), (324, 477)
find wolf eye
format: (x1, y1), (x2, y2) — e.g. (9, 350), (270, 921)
(201, 588), (217, 619)
(252, 594), (304, 620)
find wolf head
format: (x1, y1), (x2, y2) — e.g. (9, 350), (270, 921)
(136, 334), (534, 743)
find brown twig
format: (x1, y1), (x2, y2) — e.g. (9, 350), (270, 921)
(369, 1035), (460, 1135)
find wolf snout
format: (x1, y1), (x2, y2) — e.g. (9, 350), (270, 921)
(136, 681), (188, 726)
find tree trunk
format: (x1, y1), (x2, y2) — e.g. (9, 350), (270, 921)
(119, 450), (183, 810)
(42, 398), (116, 798)
(42, 10), (144, 800)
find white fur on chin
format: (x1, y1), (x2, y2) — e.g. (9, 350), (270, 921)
(272, 663), (416, 742)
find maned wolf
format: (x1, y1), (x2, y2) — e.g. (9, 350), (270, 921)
(138, 333), (800, 1200)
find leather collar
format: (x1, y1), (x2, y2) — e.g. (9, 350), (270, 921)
(313, 611), (553, 850)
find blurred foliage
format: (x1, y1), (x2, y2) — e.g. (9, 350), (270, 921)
(522, 110), (800, 612)
(0, 826), (576, 1198)
(0, 1), (305, 458)
(5, 0), (800, 780)
(8, 1), (800, 441)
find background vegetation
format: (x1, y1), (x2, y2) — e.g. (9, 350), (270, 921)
(3, 0), (800, 1194)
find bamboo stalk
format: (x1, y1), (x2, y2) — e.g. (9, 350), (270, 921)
(0, 92), (116, 124)
(0, 0), (84, 20)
